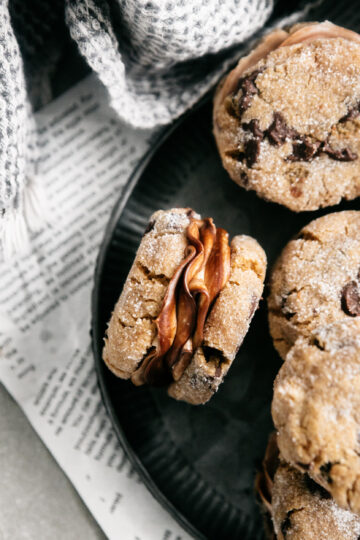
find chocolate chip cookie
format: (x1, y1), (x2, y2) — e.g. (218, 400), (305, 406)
(272, 332), (360, 516)
(257, 434), (360, 539)
(214, 22), (360, 212)
(268, 211), (360, 359)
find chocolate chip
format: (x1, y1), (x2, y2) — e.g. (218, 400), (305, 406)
(320, 462), (333, 484)
(238, 79), (258, 114)
(290, 185), (302, 198)
(240, 119), (265, 167)
(313, 338), (325, 351)
(226, 148), (245, 161)
(215, 365), (222, 377)
(237, 107), (358, 166)
(236, 68), (264, 116)
(243, 119), (264, 140)
(288, 136), (322, 162)
(288, 138), (357, 163)
(296, 462), (310, 470)
(281, 510), (295, 537)
(339, 104), (360, 123)
(227, 142), (262, 169)
(244, 138), (261, 168)
(267, 113), (298, 146)
(144, 220), (155, 234)
(342, 280), (360, 316)
(304, 475), (331, 499)
(322, 141), (357, 161)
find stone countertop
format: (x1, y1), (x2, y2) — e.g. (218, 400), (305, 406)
(0, 383), (106, 540)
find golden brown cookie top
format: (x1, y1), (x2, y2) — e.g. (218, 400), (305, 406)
(268, 211), (360, 359)
(214, 23), (360, 211)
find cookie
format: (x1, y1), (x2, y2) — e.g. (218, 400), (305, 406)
(213, 21), (360, 212)
(272, 332), (360, 515)
(268, 211), (360, 359)
(257, 434), (360, 539)
(103, 208), (266, 404)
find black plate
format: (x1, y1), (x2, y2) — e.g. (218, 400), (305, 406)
(92, 94), (360, 539)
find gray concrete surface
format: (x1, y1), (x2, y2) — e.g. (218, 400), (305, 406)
(0, 383), (106, 540)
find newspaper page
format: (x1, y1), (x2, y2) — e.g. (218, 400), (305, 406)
(0, 75), (189, 540)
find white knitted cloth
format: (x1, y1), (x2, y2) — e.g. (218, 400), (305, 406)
(65, 0), (273, 128)
(0, 2), (39, 257)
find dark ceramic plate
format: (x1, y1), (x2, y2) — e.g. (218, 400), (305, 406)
(91, 100), (360, 539)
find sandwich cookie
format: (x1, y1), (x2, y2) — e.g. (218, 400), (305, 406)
(103, 208), (266, 404)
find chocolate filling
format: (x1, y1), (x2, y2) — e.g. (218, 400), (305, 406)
(131, 215), (231, 386)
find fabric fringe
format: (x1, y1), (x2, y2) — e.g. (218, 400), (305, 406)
(23, 175), (49, 232)
(1, 207), (30, 261)
(1, 176), (47, 260)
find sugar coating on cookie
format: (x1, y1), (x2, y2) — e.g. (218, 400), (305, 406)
(272, 461), (360, 539)
(214, 22), (360, 212)
(272, 333), (360, 516)
(268, 210), (360, 359)
(103, 209), (191, 379)
(103, 208), (267, 404)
